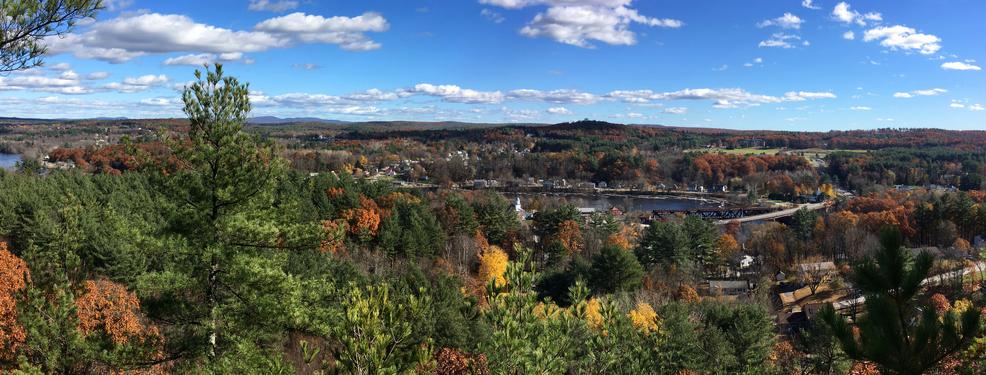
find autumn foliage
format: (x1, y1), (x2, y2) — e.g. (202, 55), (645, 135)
(477, 246), (508, 288)
(75, 279), (161, 346)
(627, 302), (659, 334)
(0, 242), (29, 361)
(554, 220), (583, 254)
(341, 196), (382, 240)
(434, 347), (489, 375)
(319, 219), (348, 254)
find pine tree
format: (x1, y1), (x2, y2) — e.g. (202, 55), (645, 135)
(821, 227), (982, 375)
(142, 64), (308, 365)
(589, 244), (643, 294)
(0, 0), (100, 72)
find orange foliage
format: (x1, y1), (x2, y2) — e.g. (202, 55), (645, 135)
(0, 242), (29, 361)
(75, 279), (160, 346)
(341, 196), (382, 239)
(953, 238), (971, 251)
(555, 220), (583, 254)
(848, 361), (881, 375)
(325, 187), (345, 199)
(676, 285), (701, 303)
(434, 347), (489, 375)
(929, 293), (951, 316)
(319, 219), (348, 254)
(377, 191), (420, 211)
(606, 225), (637, 251)
(716, 234), (740, 258)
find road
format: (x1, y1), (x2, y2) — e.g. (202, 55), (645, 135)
(714, 202), (828, 225)
(832, 261), (986, 311)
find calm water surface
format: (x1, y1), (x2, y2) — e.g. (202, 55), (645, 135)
(515, 192), (725, 213)
(0, 154), (21, 170)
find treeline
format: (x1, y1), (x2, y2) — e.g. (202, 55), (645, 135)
(828, 147), (986, 193)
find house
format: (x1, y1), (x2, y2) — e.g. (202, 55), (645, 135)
(738, 255), (755, 269)
(514, 197), (528, 221)
(577, 182), (596, 189)
(708, 280), (752, 296)
(577, 207), (597, 215)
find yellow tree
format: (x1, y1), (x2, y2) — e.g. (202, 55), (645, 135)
(478, 246), (509, 288)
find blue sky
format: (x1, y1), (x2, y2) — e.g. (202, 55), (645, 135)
(0, 0), (983, 130)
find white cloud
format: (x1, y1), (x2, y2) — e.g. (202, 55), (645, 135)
(140, 97), (181, 106)
(547, 106), (571, 114)
(759, 33), (803, 49)
(0, 74), (92, 94)
(162, 52), (244, 66)
(404, 83), (505, 104)
(744, 57), (764, 67)
(508, 89), (598, 104)
(102, 0), (134, 11)
(842, 31), (855, 40)
(86, 72), (110, 80)
(163, 54), (211, 66)
(893, 88), (946, 98)
(293, 63), (321, 70)
(481, 9), (506, 23)
(255, 12), (390, 51)
(45, 11), (389, 63)
(863, 25), (940, 55)
(103, 74), (170, 93)
(662, 107), (687, 114)
(48, 62), (72, 71)
(832, 2), (881, 26)
(941, 61), (981, 71)
(343, 88), (401, 102)
(483, 0), (682, 48)
(248, 0), (299, 12)
(784, 91), (837, 101)
(802, 0), (820, 10)
(970, 104), (985, 111)
(850, 106), (871, 111)
(605, 87), (835, 108)
(757, 13), (803, 29)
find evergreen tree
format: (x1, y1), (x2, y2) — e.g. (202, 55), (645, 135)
(141, 64), (313, 365)
(0, 0), (100, 72)
(635, 220), (689, 267)
(590, 244), (643, 294)
(791, 207), (819, 242)
(821, 227), (982, 375)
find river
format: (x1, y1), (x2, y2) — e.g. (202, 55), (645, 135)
(0, 153), (21, 170)
(513, 192), (725, 214)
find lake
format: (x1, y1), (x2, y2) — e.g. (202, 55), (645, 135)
(0, 154), (21, 170)
(514, 192), (725, 213)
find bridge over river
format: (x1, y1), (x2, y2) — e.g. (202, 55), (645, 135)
(651, 202), (829, 225)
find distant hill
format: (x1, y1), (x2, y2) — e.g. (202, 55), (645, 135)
(543, 120), (627, 132)
(248, 116), (349, 125)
